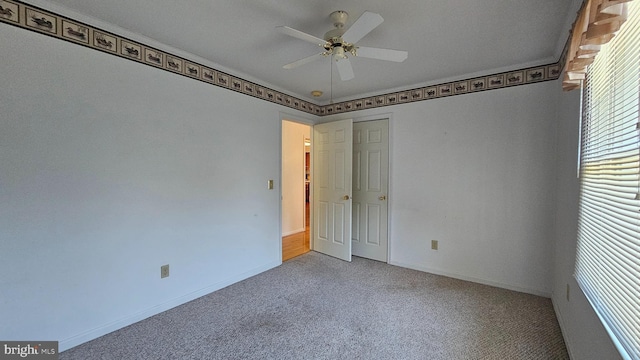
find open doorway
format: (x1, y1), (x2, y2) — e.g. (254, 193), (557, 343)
(282, 120), (311, 261)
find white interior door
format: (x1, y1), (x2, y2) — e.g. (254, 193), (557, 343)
(352, 120), (389, 262)
(313, 119), (353, 262)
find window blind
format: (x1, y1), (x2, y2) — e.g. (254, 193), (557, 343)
(575, 2), (640, 359)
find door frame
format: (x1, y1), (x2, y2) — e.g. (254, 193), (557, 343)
(279, 112), (315, 263)
(279, 111), (393, 264)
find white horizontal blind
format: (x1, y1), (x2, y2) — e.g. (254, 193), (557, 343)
(575, 2), (640, 359)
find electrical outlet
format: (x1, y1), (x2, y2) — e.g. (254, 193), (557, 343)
(431, 240), (438, 250)
(161, 264), (169, 279)
(566, 283), (570, 302)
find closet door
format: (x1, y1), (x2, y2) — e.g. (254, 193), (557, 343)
(352, 120), (389, 262)
(313, 119), (353, 262)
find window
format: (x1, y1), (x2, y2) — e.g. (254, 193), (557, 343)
(575, 2), (640, 359)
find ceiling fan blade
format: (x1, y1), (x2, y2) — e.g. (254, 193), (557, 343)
(342, 11), (384, 44)
(276, 26), (327, 46)
(335, 58), (354, 81)
(356, 46), (408, 62)
(283, 53), (324, 69)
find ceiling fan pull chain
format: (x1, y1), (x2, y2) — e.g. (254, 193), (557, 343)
(330, 57), (333, 104)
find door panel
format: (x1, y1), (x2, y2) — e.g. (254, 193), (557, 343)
(368, 150), (382, 191)
(352, 120), (389, 262)
(366, 204), (381, 245)
(333, 203), (346, 244)
(353, 150), (362, 191)
(318, 201), (328, 241)
(313, 119), (353, 262)
(352, 202), (360, 241)
(334, 149), (346, 191)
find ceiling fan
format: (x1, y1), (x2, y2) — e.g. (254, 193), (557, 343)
(277, 10), (408, 81)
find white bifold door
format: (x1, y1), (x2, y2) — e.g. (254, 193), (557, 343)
(352, 120), (389, 262)
(313, 119), (353, 262)
(312, 119), (389, 263)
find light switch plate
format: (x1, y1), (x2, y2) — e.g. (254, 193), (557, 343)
(267, 180), (274, 190)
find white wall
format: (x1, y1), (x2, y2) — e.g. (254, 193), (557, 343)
(551, 88), (623, 359)
(0, 23), (311, 350)
(281, 121), (310, 235)
(324, 81), (560, 296)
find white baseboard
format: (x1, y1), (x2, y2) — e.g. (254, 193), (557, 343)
(551, 295), (575, 360)
(389, 260), (552, 298)
(59, 260), (280, 352)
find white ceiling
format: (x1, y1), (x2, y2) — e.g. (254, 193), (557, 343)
(31, 0), (578, 103)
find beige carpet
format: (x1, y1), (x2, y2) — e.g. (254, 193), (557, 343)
(61, 251), (569, 359)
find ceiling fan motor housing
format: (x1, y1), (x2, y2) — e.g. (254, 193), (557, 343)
(329, 10), (348, 28)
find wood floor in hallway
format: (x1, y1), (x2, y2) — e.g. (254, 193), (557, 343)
(282, 202), (310, 261)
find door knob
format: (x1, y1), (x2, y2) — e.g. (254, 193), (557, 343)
(342, 195), (350, 200)
(379, 195), (386, 200)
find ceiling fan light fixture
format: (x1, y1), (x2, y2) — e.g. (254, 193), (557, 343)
(333, 46), (347, 60)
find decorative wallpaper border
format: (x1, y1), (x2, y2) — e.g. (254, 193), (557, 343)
(0, 0), (321, 115)
(322, 62), (561, 115)
(1, 0), (562, 117)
